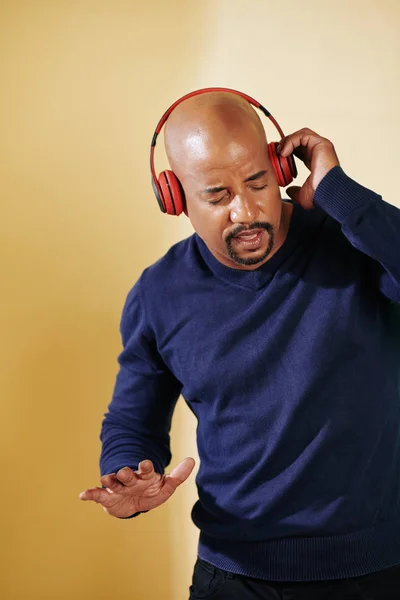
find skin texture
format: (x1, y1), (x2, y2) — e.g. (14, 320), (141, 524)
(279, 128), (340, 209)
(79, 93), (340, 517)
(79, 458), (195, 518)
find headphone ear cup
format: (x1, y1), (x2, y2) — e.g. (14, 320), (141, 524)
(287, 152), (298, 180)
(152, 177), (166, 213)
(268, 142), (297, 187)
(158, 170), (185, 216)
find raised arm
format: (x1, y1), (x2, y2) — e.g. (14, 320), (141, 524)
(279, 128), (400, 303)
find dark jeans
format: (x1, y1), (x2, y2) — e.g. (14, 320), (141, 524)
(189, 557), (400, 599)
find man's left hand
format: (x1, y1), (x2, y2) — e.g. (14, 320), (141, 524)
(277, 128), (340, 210)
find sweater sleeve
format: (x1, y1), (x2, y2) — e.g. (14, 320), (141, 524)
(313, 166), (400, 304)
(99, 275), (182, 505)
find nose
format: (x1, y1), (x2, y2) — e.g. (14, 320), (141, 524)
(230, 193), (258, 224)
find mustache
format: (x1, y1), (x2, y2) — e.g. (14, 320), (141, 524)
(225, 221), (273, 244)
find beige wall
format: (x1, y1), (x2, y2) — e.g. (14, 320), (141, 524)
(1, 1), (399, 599)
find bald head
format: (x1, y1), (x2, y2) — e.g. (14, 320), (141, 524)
(164, 92), (266, 178)
(160, 91), (287, 271)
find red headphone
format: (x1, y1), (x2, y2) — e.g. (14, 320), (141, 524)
(150, 87), (298, 216)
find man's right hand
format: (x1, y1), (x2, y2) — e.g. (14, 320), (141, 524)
(79, 457), (195, 518)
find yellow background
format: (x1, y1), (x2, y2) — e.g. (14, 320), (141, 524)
(1, 1), (399, 599)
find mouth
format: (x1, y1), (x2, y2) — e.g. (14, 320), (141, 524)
(233, 229), (265, 249)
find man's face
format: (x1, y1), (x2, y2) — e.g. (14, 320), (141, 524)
(179, 131), (283, 270)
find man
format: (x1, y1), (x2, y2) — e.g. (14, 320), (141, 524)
(80, 90), (400, 599)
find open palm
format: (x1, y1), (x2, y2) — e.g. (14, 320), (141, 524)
(80, 458), (195, 518)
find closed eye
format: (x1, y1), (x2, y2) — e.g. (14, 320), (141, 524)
(209, 192), (229, 206)
(209, 185), (267, 205)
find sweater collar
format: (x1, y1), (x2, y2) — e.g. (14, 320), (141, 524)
(195, 201), (304, 291)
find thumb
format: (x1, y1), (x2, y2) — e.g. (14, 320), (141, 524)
(161, 457), (196, 497)
(286, 185), (301, 204)
(288, 175), (315, 210)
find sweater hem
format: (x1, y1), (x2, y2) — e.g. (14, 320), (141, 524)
(198, 515), (400, 582)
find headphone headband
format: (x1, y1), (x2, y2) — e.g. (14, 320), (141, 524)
(152, 87), (281, 136)
(150, 87), (296, 214)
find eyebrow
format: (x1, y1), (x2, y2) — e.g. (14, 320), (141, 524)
(244, 170), (267, 183)
(202, 170), (268, 195)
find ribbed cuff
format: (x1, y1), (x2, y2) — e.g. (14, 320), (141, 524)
(313, 165), (381, 224)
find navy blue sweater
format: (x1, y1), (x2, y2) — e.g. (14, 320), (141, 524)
(100, 166), (400, 581)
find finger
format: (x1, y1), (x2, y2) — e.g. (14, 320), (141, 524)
(287, 177), (314, 210)
(136, 459), (156, 480)
(100, 473), (125, 492)
(80, 486), (112, 505)
(277, 137), (308, 167)
(162, 457), (196, 496)
(299, 177), (315, 209)
(116, 466), (139, 486)
(291, 145), (309, 162)
(278, 128), (318, 157)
